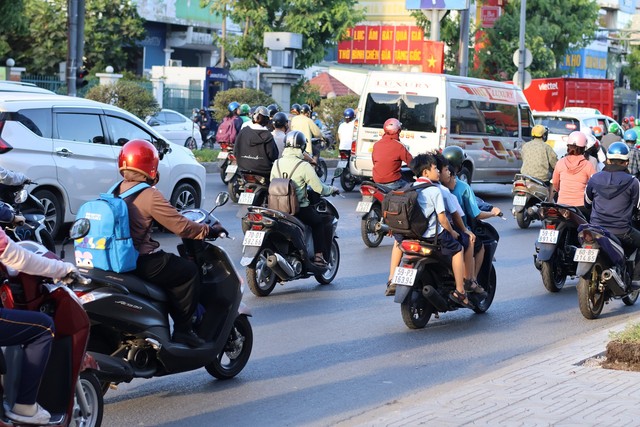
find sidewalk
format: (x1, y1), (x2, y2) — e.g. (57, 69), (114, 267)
(344, 316), (640, 427)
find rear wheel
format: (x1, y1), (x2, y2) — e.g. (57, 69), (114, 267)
(33, 189), (63, 238)
(577, 264), (606, 319)
(360, 204), (384, 248)
(541, 259), (566, 292)
(400, 290), (433, 329)
(227, 176), (241, 203)
(205, 315), (253, 379)
(516, 210), (531, 229)
(220, 159), (231, 184)
(246, 248), (278, 296)
(315, 238), (340, 284)
(170, 183), (199, 211)
(340, 170), (357, 192)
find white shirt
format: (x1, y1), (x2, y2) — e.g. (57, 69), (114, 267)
(338, 120), (355, 151)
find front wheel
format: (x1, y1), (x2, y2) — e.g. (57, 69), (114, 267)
(37, 228), (56, 253)
(577, 264), (606, 319)
(360, 205), (384, 248)
(70, 372), (104, 427)
(315, 159), (328, 182)
(246, 248), (278, 296)
(340, 170), (357, 192)
(515, 209), (531, 229)
(473, 265), (497, 313)
(315, 238), (340, 284)
(205, 315), (253, 380)
(540, 258), (566, 293)
(400, 290), (433, 329)
(623, 290), (640, 306)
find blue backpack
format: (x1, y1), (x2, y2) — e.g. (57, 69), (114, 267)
(74, 181), (149, 272)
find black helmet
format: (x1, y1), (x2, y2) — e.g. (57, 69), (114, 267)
(300, 104), (312, 115)
(442, 146), (467, 171)
(267, 104), (279, 118)
(273, 112), (288, 128)
(290, 103), (301, 114)
(284, 130), (307, 150)
(252, 106), (270, 125)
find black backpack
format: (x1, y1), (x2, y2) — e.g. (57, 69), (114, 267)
(382, 183), (434, 239)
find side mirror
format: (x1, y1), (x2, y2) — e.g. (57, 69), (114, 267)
(70, 218), (90, 240)
(216, 192), (230, 207)
(148, 120), (160, 127)
(14, 189), (28, 204)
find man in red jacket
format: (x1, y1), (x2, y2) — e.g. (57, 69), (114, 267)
(372, 118), (413, 189)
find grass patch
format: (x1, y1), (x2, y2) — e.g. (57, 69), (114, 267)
(610, 322), (640, 343)
(194, 149), (220, 163)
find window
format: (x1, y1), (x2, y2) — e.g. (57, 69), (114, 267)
(450, 99), (518, 136)
(105, 115), (155, 147)
(363, 93), (438, 133)
(9, 109), (52, 138)
(56, 113), (104, 143)
(536, 117), (580, 135)
(165, 112), (184, 124)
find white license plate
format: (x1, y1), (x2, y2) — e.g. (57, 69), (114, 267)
(356, 201), (373, 212)
(513, 195), (527, 206)
(538, 229), (559, 244)
(226, 164), (238, 174)
(392, 267), (418, 287)
(217, 151), (229, 160)
(242, 230), (266, 247)
(337, 160), (348, 169)
(238, 192), (255, 205)
(574, 248), (599, 263)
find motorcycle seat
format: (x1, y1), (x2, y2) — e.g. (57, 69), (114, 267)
(87, 268), (168, 302)
(248, 207), (306, 230)
(361, 180), (393, 193)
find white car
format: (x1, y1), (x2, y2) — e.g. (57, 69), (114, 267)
(0, 93), (206, 237)
(0, 81), (56, 94)
(147, 109), (203, 150)
(534, 108), (619, 158)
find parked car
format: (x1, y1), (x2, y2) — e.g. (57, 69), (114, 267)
(0, 81), (56, 94)
(0, 93), (206, 237)
(146, 108), (203, 150)
(534, 108), (619, 158)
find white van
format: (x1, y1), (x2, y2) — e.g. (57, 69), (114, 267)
(350, 71), (534, 183)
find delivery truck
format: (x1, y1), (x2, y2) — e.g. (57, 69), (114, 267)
(523, 77), (614, 117)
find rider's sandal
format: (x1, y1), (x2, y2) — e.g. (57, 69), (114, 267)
(312, 255), (328, 267)
(464, 279), (487, 295)
(449, 290), (474, 309)
(385, 280), (396, 296)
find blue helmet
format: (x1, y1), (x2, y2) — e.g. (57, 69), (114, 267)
(608, 141), (630, 161)
(624, 129), (638, 143)
(344, 108), (355, 120)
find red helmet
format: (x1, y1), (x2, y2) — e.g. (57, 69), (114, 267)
(383, 118), (402, 135)
(118, 139), (159, 179)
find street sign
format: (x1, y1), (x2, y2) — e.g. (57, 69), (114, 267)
(513, 49), (532, 68)
(406, 0), (470, 10)
(513, 70), (532, 90)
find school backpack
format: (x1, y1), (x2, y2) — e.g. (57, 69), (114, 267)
(74, 181), (149, 273)
(268, 160), (304, 215)
(381, 182), (433, 239)
(216, 117), (237, 144)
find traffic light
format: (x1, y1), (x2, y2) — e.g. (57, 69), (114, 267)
(76, 69), (89, 89)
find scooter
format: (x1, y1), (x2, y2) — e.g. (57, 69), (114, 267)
(391, 220), (499, 329)
(511, 174), (550, 229)
(217, 142), (235, 184)
(0, 182), (55, 252)
(0, 237), (104, 426)
(337, 150), (361, 192)
(236, 173), (269, 208)
(72, 192), (253, 388)
(533, 203), (588, 293)
(225, 154), (245, 203)
(574, 223), (640, 319)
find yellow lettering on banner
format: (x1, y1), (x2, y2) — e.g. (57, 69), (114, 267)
(396, 50), (408, 61)
(382, 30), (393, 41)
(381, 50), (392, 61)
(366, 50), (379, 60)
(369, 29), (379, 41)
(338, 50), (351, 60)
(396, 30), (407, 41)
(352, 50), (365, 60)
(354, 30), (365, 41)
(411, 30), (422, 41)
(409, 50), (422, 61)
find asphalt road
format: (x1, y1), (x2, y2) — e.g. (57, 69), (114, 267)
(101, 174), (640, 426)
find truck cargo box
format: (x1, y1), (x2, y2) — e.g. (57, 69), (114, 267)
(523, 77), (614, 117)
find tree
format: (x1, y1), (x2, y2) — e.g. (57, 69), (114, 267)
(292, 79), (322, 109)
(0, 1), (27, 58)
(476, 0), (599, 80)
(211, 88), (276, 122)
(200, 0), (365, 70)
(318, 94), (360, 143)
(85, 80), (158, 119)
(624, 46), (640, 91)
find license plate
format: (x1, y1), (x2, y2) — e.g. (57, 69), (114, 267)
(513, 195), (527, 206)
(226, 164), (238, 174)
(574, 248), (599, 263)
(238, 192), (255, 205)
(337, 160), (348, 169)
(356, 201), (373, 212)
(392, 267), (418, 287)
(538, 229), (559, 244)
(217, 151), (229, 160)
(242, 230), (265, 247)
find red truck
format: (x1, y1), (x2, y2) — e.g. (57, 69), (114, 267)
(522, 77), (614, 117)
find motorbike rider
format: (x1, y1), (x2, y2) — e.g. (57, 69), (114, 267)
(194, 108), (211, 144)
(0, 227), (77, 425)
(239, 103), (251, 125)
(234, 106), (280, 179)
(271, 131), (340, 267)
(372, 118), (413, 190)
(289, 103), (301, 120)
(551, 131), (595, 219)
(115, 139), (227, 347)
(520, 124), (557, 189)
(290, 103), (324, 162)
(602, 122), (623, 150)
(623, 129), (640, 177)
(266, 104), (279, 132)
(338, 108), (356, 156)
(272, 112), (288, 157)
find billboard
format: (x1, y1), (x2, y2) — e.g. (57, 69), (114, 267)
(338, 26), (425, 66)
(406, 0), (470, 9)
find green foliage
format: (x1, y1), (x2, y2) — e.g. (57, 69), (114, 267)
(85, 80), (159, 119)
(317, 94), (360, 143)
(194, 149), (220, 162)
(292, 79), (322, 108)
(476, 0), (599, 80)
(201, 0), (365, 70)
(211, 88), (276, 122)
(610, 322), (640, 344)
(413, 11), (464, 74)
(0, 1), (27, 58)
(624, 47), (640, 91)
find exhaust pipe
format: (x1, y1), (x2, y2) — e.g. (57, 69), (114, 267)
(266, 253), (295, 280)
(374, 221), (389, 234)
(421, 285), (449, 312)
(601, 268), (626, 296)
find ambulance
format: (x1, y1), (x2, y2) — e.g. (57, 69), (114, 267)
(350, 71), (535, 183)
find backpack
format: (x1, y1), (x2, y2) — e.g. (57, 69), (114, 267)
(74, 182), (149, 273)
(381, 182), (434, 239)
(268, 160), (304, 215)
(216, 117), (237, 144)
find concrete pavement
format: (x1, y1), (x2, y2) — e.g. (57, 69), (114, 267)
(340, 316), (640, 426)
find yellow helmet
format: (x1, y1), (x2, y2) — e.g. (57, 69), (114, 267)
(531, 124), (547, 138)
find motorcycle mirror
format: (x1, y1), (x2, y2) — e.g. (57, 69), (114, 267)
(70, 218), (90, 240)
(14, 189), (28, 204)
(210, 192), (230, 213)
(333, 167), (344, 177)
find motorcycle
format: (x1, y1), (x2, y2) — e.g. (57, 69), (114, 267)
(337, 150), (361, 192)
(391, 220), (499, 329)
(573, 223), (640, 319)
(533, 203), (588, 293)
(0, 238), (104, 426)
(72, 192), (253, 388)
(0, 182), (56, 253)
(217, 142), (235, 184)
(225, 154), (244, 203)
(511, 174), (550, 229)
(235, 173), (270, 218)
(240, 171), (342, 296)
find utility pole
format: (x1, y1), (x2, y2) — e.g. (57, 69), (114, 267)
(67, 0), (78, 96)
(518, 0), (527, 90)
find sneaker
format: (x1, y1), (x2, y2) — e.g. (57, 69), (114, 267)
(6, 403), (51, 425)
(172, 328), (205, 347)
(385, 280), (396, 296)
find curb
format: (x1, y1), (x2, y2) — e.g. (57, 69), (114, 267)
(202, 159), (339, 174)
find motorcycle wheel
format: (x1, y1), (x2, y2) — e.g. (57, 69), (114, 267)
(515, 210), (531, 229)
(360, 205), (384, 248)
(540, 259), (566, 293)
(400, 290), (433, 329)
(227, 176), (241, 203)
(340, 170), (357, 192)
(473, 264), (497, 313)
(38, 228), (56, 253)
(315, 159), (328, 182)
(246, 248), (278, 296)
(623, 290), (640, 306)
(577, 263), (606, 319)
(70, 371), (104, 427)
(315, 238), (340, 284)
(206, 315), (253, 380)
(220, 159), (231, 184)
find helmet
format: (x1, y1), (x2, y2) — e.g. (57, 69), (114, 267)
(631, 115), (636, 123)
(300, 104), (312, 115)
(228, 101), (240, 113)
(344, 108), (355, 120)
(267, 104), (279, 118)
(531, 124), (549, 141)
(591, 125), (603, 138)
(290, 103), (301, 114)
(567, 131), (587, 148)
(442, 146), (467, 170)
(608, 141), (630, 161)
(118, 139), (159, 180)
(284, 130), (306, 150)
(383, 118), (402, 135)
(239, 104), (251, 115)
(609, 122), (621, 135)
(252, 106), (269, 124)
(624, 129), (638, 143)
(311, 112), (318, 120)
(273, 112), (288, 128)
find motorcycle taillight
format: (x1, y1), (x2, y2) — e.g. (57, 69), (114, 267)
(545, 223), (556, 230)
(247, 213), (263, 222)
(360, 184), (376, 196)
(400, 241), (434, 256)
(0, 121), (13, 154)
(340, 151), (349, 160)
(0, 282), (15, 309)
(514, 182), (526, 188)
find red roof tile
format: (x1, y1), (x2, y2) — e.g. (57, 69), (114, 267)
(309, 72), (355, 97)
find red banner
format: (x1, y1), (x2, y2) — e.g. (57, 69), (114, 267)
(338, 25), (424, 66)
(422, 41), (445, 73)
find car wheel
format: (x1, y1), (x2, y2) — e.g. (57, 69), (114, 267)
(184, 137), (197, 150)
(170, 183), (199, 211)
(32, 189), (63, 238)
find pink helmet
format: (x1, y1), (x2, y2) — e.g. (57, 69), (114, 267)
(567, 131), (587, 148)
(383, 118), (402, 135)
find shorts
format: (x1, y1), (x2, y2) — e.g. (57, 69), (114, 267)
(437, 229), (463, 257)
(456, 229), (470, 250)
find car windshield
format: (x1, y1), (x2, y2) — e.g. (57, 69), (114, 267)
(535, 117), (580, 135)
